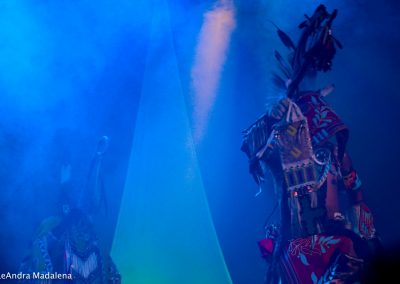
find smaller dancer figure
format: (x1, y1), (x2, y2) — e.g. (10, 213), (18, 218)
(19, 136), (121, 283)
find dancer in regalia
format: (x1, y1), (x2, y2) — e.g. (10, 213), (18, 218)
(19, 136), (121, 284)
(241, 5), (381, 283)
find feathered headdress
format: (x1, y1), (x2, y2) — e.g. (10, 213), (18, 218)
(271, 5), (343, 99)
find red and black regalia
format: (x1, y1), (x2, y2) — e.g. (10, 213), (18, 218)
(241, 5), (381, 284)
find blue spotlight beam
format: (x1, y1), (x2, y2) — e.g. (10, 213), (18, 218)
(111, 1), (232, 283)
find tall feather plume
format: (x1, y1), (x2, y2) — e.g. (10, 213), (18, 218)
(271, 72), (287, 90)
(287, 51), (295, 67)
(277, 29), (296, 50)
(274, 50), (292, 79)
(268, 20), (296, 50)
(332, 36), (343, 49)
